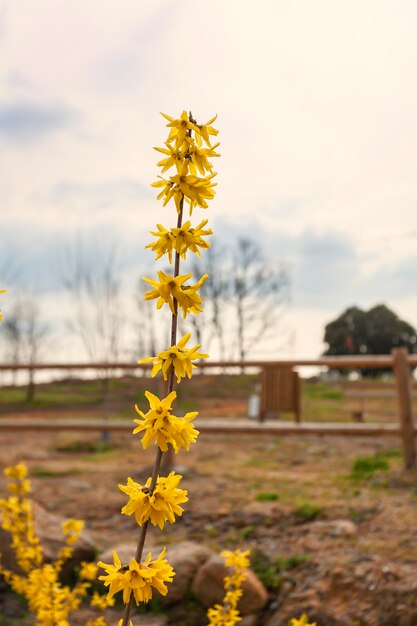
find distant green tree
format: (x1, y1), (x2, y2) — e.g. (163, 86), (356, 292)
(323, 304), (417, 376)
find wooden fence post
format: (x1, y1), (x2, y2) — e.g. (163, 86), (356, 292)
(392, 347), (416, 469)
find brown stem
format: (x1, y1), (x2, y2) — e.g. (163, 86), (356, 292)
(167, 201), (184, 392)
(122, 198), (184, 626)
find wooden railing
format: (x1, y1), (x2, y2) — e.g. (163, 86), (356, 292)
(0, 349), (416, 467)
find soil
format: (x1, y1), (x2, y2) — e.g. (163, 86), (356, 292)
(1, 401), (417, 625)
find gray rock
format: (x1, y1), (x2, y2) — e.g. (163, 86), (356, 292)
(159, 541), (212, 605)
(240, 615), (259, 626)
(192, 554), (268, 615)
(309, 519), (358, 537)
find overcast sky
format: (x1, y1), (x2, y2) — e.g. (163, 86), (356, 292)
(1, 0), (417, 360)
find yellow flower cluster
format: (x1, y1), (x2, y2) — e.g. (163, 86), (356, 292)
(133, 390), (199, 452)
(151, 111), (219, 215)
(140, 332), (208, 383)
(0, 464), (111, 626)
(207, 549), (251, 626)
(143, 270), (208, 318)
(87, 618), (108, 626)
(119, 471), (188, 528)
(98, 548), (174, 605)
(9, 563), (88, 625)
(0, 466), (43, 573)
(289, 616), (317, 626)
(146, 219), (212, 263)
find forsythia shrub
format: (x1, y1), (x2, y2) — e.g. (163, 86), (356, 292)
(0, 463), (113, 626)
(207, 549), (250, 626)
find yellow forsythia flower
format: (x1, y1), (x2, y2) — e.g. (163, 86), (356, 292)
(98, 547), (174, 605)
(152, 167), (217, 215)
(289, 616), (317, 626)
(133, 390), (199, 452)
(143, 271), (208, 318)
(4, 463), (28, 480)
(86, 618), (108, 626)
(160, 110), (200, 147)
(160, 110), (219, 150)
(140, 332), (208, 382)
(62, 519), (84, 544)
(146, 219), (212, 263)
(79, 561), (98, 581)
(207, 549), (250, 626)
(90, 590), (115, 609)
(119, 471), (188, 528)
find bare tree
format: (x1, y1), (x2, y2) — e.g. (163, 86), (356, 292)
(1, 297), (49, 400)
(182, 243), (229, 362)
(201, 243), (229, 362)
(133, 280), (159, 369)
(231, 238), (289, 365)
(61, 239), (124, 435)
(61, 238), (123, 364)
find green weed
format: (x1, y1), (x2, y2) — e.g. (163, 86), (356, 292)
(294, 501), (324, 521)
(240, 525), (256, 539)
(56, 440), (114, 454)
(302, 382), (342, 401)
(349, 454), (390, 480)
(255, 492), (280, 502)
(31, 467), (81, 478)
(251, 549), (310, 590)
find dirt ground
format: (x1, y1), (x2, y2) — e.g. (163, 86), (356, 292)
(1, 407), (417, 625)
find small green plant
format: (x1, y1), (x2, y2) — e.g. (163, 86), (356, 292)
(379, 448), (401, 458)
(303, 382), (342, 401)
(350, 454), (390, 480)
(30, 466), (81, 478)
(204, 523), (218, 537)
(251, 549), (310, 591)
(255, 491), (280, 502)
(279, 554), (310, 569)
(294, 501), (323, 521)
(240, 525), (256, 539)
(56, 440), (115, 454)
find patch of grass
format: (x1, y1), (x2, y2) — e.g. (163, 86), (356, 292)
(0, 388), (28, 403)
(0, 385), (103, 407)
(349, 506), (377, 522)
(255, 492), (280, 502)
(276, 554), (310, 569)
(204, 523), (218, 537)
(349, 454), (390, 480)
(56, 440), (114, 454)
(379, 448), (401, 458)
(31, 466), (81, 478)
(245, 457), (271, 469)
(251, 549), (310, 591)
(294, 501), (324, 521)
(303, 382), (342, 401)
(240, 525), (256, 539)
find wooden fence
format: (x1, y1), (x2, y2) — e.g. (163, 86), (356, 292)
(0, 348), (416, 467)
